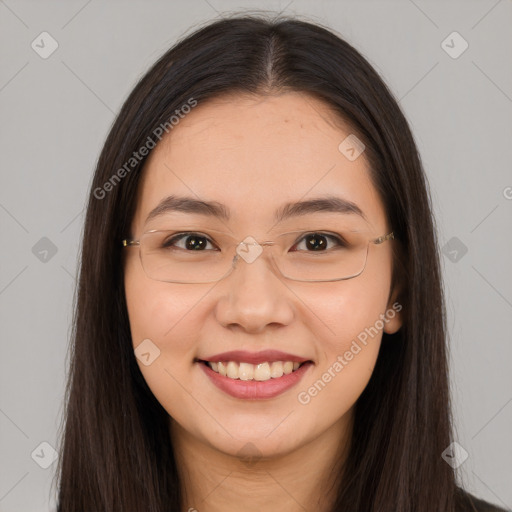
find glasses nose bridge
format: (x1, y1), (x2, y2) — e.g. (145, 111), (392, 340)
(229, 238), (280, 278)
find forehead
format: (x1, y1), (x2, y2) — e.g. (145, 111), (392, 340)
(132, 92), (387, 233)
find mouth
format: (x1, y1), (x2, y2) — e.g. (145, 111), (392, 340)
(197, 359), (309, 381)
(195, 350), (314, 400)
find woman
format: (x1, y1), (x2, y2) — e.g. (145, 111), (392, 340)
(54, 14), (507, 512)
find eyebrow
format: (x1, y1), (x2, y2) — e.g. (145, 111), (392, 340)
(145, 194), (367, 224)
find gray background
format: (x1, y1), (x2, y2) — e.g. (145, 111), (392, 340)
(1, 1), (511, 510)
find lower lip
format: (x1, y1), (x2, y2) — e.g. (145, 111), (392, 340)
(198, 361), (313, 400)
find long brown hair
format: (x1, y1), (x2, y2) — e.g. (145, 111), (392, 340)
(55, 13), (462, 511)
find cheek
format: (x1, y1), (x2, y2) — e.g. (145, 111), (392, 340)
(294, 286), (386, 419)
(301, 265), (392, 356)
(315, 283), (386, 380)
(126, 283), (188, 343)
(294, 252), (392, 409)
(124, 263), (210, 422)
(124, 253), (199, 345)
(124, 256), (204, 376)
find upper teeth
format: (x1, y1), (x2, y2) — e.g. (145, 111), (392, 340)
(207, 361), (301, 381)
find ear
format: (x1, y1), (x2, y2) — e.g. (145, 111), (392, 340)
(383, 285), (403, 335)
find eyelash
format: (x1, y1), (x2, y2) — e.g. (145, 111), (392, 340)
(162, 231), (348, 251)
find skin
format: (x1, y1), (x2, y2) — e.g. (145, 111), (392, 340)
(123, 91), (403, 512)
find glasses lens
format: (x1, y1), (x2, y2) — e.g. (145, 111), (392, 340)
(138, 227), (371, 283)
(140, 229), (233, 283)
(272, 230), (369, 282)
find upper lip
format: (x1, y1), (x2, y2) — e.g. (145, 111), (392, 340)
(198, 350), (311, 365)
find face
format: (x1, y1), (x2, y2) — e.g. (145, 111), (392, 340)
(123, 92), (402, 461)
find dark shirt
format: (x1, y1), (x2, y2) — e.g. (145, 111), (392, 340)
(457, 488), (510, 512)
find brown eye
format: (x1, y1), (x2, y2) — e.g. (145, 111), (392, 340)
(292, 233), (347, 252)
(163, 232), (216, 251)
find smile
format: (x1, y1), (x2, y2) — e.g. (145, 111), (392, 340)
(205, 360), (302, 381)
(197, 358), (313, 400)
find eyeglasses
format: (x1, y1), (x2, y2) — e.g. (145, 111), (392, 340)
(122, 226), (394, 284)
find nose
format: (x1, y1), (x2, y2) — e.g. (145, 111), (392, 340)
(213, 243), (295, 333)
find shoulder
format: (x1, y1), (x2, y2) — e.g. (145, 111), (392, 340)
(455, 487), (510, 512)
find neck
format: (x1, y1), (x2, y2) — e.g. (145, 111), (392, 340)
(170, 412), (353, 512)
